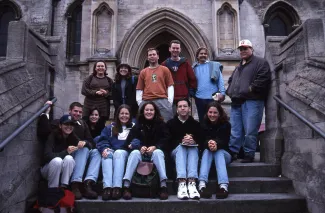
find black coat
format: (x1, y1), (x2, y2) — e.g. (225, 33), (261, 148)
(126, 120), (169, 152)
(226, 55), (271, 103)
(166, 116), (202, 153)
(42, 129), (79, 165)
(201, 120), (231, 153)
(112, 76), (138, 117)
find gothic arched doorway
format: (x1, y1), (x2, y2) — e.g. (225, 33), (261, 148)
(118, 7), (211, 69)
(142, 31), (192, 69)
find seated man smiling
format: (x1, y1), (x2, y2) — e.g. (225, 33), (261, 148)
(167, 98), (202, 200)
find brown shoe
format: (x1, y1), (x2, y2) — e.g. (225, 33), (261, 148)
(83, 180), (98, 199)
(102, 187), (112, 201)
(122, 187), (132, 200)
(159, 187), (168, 200)
(215, 187), (228, 199)
(112, 187), (122, 200)
(71, 182), (82, 200)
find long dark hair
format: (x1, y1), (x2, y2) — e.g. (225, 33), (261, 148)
(92, 60), (108, 76)
(137, 101), (163, 124)
(204, 101), (229, 124)
(86, 107), (100, 125)
(115, 63), (132, 82)
(112, 104), (132, 136)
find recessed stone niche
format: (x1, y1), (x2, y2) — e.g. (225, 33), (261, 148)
(92, 3), (114, 56)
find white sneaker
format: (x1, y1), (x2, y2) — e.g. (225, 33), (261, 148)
(177, 182), (189, 200)
(188, 182), (200, 199)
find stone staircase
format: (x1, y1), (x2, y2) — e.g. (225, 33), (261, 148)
(75, 154), (307, 213)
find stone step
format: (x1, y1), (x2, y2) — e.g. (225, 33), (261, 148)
(205, 177), (292, 194)
(227, 162), (280, 177)
(75, 193), (307, 213)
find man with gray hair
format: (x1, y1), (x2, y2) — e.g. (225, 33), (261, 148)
(192, 47), (225, 122)
(226, 39), (271, 163)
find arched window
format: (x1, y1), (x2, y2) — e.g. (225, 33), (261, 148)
(263, 1), (301, 37)
(66, 1), (83, 61)
(0, 1), (22, 57)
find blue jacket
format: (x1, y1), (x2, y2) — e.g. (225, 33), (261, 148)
(96, 122), (134, 154)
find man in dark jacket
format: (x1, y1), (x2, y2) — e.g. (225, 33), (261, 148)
(226, 39), (271, 163)
(167, 98), (201, 200)
(161, 40), (197, 113)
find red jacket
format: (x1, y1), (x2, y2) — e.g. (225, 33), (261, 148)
(162, 57), (197, 101)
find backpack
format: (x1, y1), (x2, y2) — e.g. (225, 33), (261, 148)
(131, 161), (160, 198)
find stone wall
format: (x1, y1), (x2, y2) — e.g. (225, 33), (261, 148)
(264, 19), (325, 213)
(0, 21), (51, 213)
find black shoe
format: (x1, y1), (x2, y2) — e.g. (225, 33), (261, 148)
(159, 187), (168, 200)
(83, 180), (98, 199)
(71, 182), (82, 200)
(215, 187), (228, 199)
(122, 187), (132, 200)
(231, 153), (238, 161)
(241, 156), (254, 163)
(199, 187), (212, 199)
(102, 187), (112, 201)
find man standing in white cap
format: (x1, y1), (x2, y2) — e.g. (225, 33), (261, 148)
(226, 39), (271, 163)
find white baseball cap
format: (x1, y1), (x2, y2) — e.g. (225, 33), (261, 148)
(238, 39), (252, 48)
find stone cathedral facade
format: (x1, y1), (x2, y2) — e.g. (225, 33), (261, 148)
(1, 0), (319, 115)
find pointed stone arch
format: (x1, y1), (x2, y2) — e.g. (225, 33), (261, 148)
(263, 1), (301, 36)
(118, 8), (211, 68)
(0, 0), (22, 20)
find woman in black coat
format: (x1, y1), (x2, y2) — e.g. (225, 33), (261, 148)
(112, 63), (138, 118)
(122, 101), (169, 200)
(198, 102), (232, 199)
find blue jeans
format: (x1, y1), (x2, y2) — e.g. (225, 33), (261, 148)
(199, 149), (231, 184)
(102, 149), (129, 188)
(70, 148), (101, 182)
(229, 100), (264, 158)
(123, 149), (167, 183)
(171, 145), (199, 179)
(194, 98), (214, 123)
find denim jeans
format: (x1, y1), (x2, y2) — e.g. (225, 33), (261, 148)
(41, 155), (75, 187)
(194, 98), (214, 123)
(102, 149), (129, 188)
(70, 147), (101, 182)
(123, 149), (167, 183)
(171, 145), (199, 179)
(229, 100), (264, 158)
(199, 149), (231, 184)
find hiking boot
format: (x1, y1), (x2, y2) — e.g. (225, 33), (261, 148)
(122, 187), (132, 200)
(71, 182), (82, 200)
(177, 182), (189, 200)
(241, 156), (254, 163)
(159, 187), (168, 200)
(102, 187), (112, 201)
(83, 179), (98, 199)
(188, 181), (200, 199)
(231, 152), (238, 161)
(215, 187), (229, 199)
(112, 187), (122, 200)
(199, 187), (212, 199)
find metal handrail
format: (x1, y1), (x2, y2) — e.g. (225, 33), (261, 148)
(0, 97), (57, 151)
(273, 95), (325, 139)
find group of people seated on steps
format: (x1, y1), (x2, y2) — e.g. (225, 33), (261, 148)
(37, 38), (270, 201)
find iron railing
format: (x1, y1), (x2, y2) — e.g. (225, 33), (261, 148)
(273, 95), (325, 139)
(0, 97), (57, 151)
